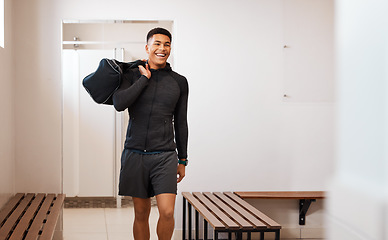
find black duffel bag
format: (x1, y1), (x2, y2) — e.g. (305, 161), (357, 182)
(82, 58), (145, 105)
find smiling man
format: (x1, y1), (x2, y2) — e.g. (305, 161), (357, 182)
(112, 28), (189, 240)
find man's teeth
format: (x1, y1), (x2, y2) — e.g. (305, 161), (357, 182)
(156, 54), (166, 57)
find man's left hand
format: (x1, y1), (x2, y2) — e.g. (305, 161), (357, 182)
(177, 164), (186, 183)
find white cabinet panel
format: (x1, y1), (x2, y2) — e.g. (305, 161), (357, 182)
(63, 49), (116, 197)
(283, 0), (334, 102)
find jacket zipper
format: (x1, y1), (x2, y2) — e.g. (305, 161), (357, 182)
(144, 71), (158, 152)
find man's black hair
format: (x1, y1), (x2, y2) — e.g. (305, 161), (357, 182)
(146, 27), (172, 43)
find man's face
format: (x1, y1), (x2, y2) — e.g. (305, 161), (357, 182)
(146, 34), (171, 69)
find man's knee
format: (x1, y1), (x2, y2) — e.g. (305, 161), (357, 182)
(134, 203), (151, 220)
(133, 198), (151, 221)
(159, 208), (175, 220)
(135, 207), (151, 221)
(156, 193), (176, 220)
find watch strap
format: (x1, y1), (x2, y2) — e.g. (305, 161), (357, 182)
(178, 159), (188, 166)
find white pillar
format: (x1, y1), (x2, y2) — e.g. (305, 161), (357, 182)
(327, 0), (388, 239)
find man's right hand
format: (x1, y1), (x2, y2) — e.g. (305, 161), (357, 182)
(138, 63), (151, 79)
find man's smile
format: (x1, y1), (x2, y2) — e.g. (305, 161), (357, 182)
(156, 53), (167, 57)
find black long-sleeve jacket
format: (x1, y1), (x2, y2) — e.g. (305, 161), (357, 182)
(112, 62), (188, 159)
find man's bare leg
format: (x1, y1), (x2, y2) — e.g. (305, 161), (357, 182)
(156, 193), (176, 240)
(133, 197), (151, 240)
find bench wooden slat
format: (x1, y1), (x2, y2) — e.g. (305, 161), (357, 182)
(203, 192), (254, 230)
(213, 192), (267, 230)
(235, 191), (325, 199)
(39, 194), (65, 240)
(182, 192), (225, 230)
(224, 192), (281, 229)
(25, 194), (55, 239)
(193, 192), (240, 230)
(0, 193), (35, 239)
(0, 193), (24, 227)
(9, 194), (46, 240)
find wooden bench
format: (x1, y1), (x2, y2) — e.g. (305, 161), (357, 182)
(182, 192), (281, 240)
(0, 193), (65, 240)
(234, 191), (325, 225)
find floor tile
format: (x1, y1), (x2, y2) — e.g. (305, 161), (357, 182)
(107, 232), (132, 240)
(64, 223), (107, 233)
(63, 232), (108, 240)
(106, 224), (132, 233)
(64, 208), (106, 225)
(104, 208), (132, 225)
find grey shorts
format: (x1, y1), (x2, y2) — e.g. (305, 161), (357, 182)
(118, 149), (178, 198)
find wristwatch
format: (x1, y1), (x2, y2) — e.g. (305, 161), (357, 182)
(178, 159), (188, 166)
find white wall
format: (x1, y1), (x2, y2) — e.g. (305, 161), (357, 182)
(13, 0), (64, 193)
(327, 0), (388, 239)
(11, 0), (334, 236)
(0, 0), (14, 208)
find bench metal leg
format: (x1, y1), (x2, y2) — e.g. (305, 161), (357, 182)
(275, 229), (280, 240)
(214, 230), (218, 240)
(183, 197), (186, 240)
(228, 231), (232, 240)
(237, 231), (243, 240)
(260, 231), (264, 240)
(247, 231), (251, 240)
(299, 199), (315, 225)
(195, 211), (199, 240)
(204, 219), (208, 240)
(188, 202), (192, 240)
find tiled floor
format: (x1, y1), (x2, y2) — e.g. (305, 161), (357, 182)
(64, 206), (170, 240)
(63, 207), (324, 240)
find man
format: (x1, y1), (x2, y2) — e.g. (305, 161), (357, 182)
(112, 27), (188, 240)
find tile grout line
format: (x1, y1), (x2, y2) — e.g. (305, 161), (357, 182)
(104, 208), (110, 240)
